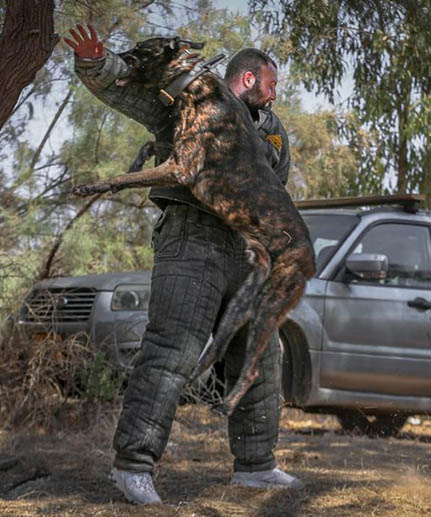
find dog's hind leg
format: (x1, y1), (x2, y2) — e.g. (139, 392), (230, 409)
(212, 257), (308, 416)
(188, 239), (271, 383)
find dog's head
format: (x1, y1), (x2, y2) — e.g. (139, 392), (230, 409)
(119, 37), (205, 89)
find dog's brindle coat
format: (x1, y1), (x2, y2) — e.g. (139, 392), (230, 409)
(73, 37), (315, 416)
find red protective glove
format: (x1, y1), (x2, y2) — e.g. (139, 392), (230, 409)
(64, 23), (105, 59)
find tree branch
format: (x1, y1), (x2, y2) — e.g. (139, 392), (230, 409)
(38, 194), (103, 280)
(94, 112), (108, 165)
(29, 87), (73, 172)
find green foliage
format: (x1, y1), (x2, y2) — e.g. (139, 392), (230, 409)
(174, 4), (256, 57)
(274, 97), (361, 199)
(250, 0), (431, 200)
(58, 82), (156, 276)
(80, 350), (127, 403)
(64, 84), (150, 182)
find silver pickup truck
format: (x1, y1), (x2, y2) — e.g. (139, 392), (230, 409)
(19, 195), (431, 435)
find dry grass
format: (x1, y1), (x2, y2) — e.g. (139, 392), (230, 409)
(1, 322), (430, 515)
(0, 326), (125, 431)
(0, 322), (222, 432)
(1, 405), (430, 516)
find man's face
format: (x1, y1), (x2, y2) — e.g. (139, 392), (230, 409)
(240, 63), (277, 112)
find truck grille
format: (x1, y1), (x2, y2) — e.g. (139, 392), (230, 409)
(23, 287), (97, 323)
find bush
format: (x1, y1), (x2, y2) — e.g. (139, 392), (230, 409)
(0, 322), (125, 431)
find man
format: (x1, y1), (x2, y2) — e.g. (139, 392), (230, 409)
(65, 24), (302, 506)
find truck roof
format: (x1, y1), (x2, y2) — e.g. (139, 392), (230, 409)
(296, 194), (427, 216)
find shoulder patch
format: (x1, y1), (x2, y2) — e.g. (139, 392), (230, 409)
(265, 134), (282, 152)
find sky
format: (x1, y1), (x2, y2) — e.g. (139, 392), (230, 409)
(213, 0), (248, 11)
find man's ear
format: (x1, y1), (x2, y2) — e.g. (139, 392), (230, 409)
(242, 71), (256, 90)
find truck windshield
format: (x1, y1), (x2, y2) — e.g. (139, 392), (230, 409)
(301, 213), (359, 272)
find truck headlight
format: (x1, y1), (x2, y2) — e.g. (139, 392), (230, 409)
(111, 284), (150, 311)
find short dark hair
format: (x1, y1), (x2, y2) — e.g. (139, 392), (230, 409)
(225, 48), (277, 82)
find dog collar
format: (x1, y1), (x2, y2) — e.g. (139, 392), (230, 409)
(158, 53), (226, 107)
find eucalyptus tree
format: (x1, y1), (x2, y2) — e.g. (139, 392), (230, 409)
(0, 1), (58, 130)
(249, 0), (431, 201)
(273, 96), (360, 200)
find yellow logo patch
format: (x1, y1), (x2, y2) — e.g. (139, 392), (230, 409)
(265, 134), (282, 152)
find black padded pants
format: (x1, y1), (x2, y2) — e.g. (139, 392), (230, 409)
(113, 204), (281, 473)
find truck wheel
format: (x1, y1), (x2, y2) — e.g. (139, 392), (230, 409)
(280, 325), (311, 406)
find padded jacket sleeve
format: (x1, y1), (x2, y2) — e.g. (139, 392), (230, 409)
(74, 50), (172, 135)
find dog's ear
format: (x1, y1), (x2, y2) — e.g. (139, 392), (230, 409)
(164, 37), (205, 52)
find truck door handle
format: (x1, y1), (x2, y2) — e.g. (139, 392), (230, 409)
(407, 297), (431, 310)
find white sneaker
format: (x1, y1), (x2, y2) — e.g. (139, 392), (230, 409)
(110, 467), (162, 505)
(231, 467), (304, 490)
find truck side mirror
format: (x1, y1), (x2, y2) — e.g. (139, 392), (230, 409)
(345, 253), (388, 281)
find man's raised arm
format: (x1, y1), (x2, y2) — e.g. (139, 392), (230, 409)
(63, 24), (171, 134)
(64, 24), (130, 96)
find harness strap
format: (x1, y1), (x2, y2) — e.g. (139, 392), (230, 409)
(158, 53), (226, 107)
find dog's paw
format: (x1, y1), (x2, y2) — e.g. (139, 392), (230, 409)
(72, 184), (95, 197)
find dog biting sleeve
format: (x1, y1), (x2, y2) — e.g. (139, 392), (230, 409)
(75, 50), (130, 90)
(74, 50), (172, 136)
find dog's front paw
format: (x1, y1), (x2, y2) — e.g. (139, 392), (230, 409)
(72, 184), (95, 197)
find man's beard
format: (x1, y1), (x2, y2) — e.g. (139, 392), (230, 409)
(239, 78), (268, 117)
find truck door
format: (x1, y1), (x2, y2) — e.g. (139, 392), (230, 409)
(322, 222), (431, 397)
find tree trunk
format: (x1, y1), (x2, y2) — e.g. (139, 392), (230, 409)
(0, 0), (59, 130)
(423, 134), (431, 209)
(396, 133), (408, 193)
(396, 91), (410, 194)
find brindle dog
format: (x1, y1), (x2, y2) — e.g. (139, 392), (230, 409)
(73, 37), (316, 416)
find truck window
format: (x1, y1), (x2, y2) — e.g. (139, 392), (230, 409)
(353, 223), (431, 288)
(301, 213), (359, 272)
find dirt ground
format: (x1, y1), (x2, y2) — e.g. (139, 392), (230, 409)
(1, 405), (431, 517)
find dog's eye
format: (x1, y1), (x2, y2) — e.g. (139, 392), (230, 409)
(167, 37), (180, 50)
